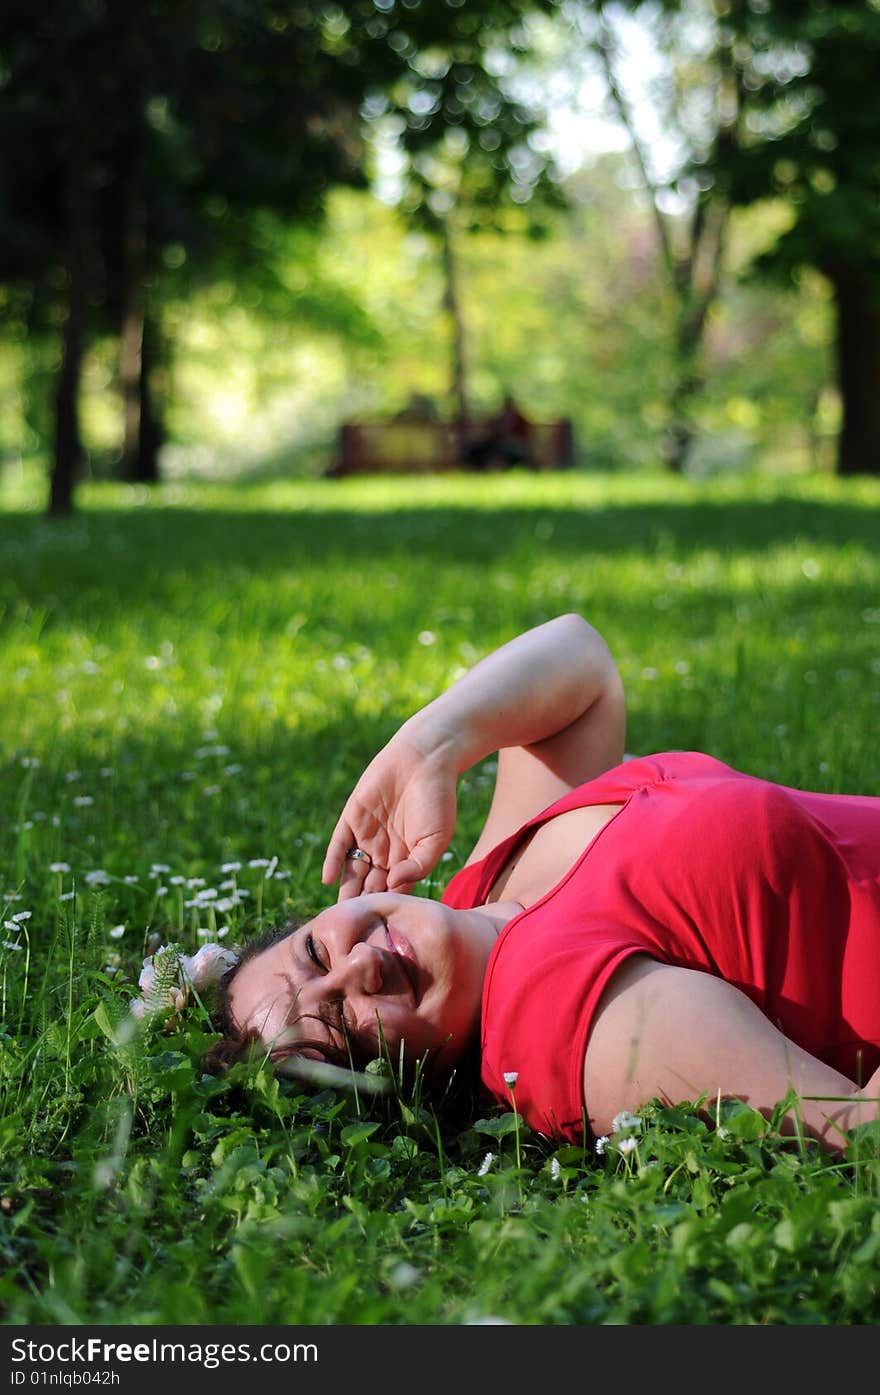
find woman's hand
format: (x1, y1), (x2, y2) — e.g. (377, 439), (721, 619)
(322, 613), (626, 894)
(321, 720), (459, 900)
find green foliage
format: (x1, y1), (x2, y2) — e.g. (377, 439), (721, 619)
(712, 1), (880, 279)
(1, 471), (880, 1324)
(0, 0), (566, 493)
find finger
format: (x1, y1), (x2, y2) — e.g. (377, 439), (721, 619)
(387, 839), (444, 891)
(322, 816), (356, 886)
(362, 864), (389, 895)
(337, 861), (366, 901)
(385, 878), (415, 898)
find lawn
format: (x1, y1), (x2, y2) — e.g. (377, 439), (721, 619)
(2, 469), (880, 1326)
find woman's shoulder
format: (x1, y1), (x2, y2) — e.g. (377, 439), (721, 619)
(440, 750), (741, 909)
(543, 749), (741, 807)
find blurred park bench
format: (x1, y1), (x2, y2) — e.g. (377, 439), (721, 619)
(327, 415), (575, 477)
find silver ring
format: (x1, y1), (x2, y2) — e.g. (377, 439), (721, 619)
(345, 846), (373, 866)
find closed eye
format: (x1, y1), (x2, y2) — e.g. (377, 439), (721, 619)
(305, 932), (324, 969)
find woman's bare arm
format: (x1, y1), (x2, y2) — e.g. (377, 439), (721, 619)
(444, 612), (625, 865)
(323, 613), (625, 895)
(584, 957), (879, 1152)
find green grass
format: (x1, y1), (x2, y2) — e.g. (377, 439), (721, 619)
(2, 469), (880, 1326)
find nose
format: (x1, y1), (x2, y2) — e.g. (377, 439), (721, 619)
(325, 940), (384, 997)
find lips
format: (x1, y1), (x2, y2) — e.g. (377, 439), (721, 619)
(384, 925), (420, 1003)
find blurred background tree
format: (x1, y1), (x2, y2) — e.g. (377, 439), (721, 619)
(581, 0), (742, 474)
(0, 0), (876, 512)
(708, 0), (880, 478)
(611, 0), (880, 477)
(0, 0), (560, 513)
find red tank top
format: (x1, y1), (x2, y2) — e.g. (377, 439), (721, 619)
(441, 752), (880, 1142)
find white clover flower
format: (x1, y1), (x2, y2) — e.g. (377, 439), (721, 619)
(11, 911), (32, 923)
(387, 1262), (420, 1291)
(73, 795), (94, 808)
(265, 855), (278, 879)
(123, 875), (140, 885)
(612, 1110), (642, 1133)
(3, 940), (23, 951)
(109, 925), (125, 940)
(220, 862), (242, 874)
(183, 942), (238, 988)
(203, 785), (220, 797)
(59, 891), (75, 903)
(594, 1135), (609, 1156)
(135, 942), (233, 1009)
(273, 870), (292, 881)
(150, 864), (170, 876)
(169, 875), (185, 886)
(248, 858), (270, 869)
(85, 869), (110, 887)
(617, 1137), (638, 1156)
(477, 1152), (495, 1176)
(49, 862), (71, 874)
(4, 922), (21, 932)
(503, 1071), (519, 1089)
(63, 770), (81, 783)
(549, 1157), (561, 1181)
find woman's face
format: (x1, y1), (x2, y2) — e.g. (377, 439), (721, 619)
(227, 893), (500, 1075)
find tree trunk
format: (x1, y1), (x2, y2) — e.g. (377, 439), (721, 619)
(664, 365), (700, 474)
(120, 223), (146, 479)
(439, 217), (468, 438)
(829, 267), (880, 476)
(118, 123), (162, 484)
(49, 134), (90, 517)
(133, 310), (163, 483)
(663, 305), (706, 474)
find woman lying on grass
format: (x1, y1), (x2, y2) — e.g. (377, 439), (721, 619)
(213, 613), (880, 1153)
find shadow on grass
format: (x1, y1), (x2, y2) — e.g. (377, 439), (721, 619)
(0, 491), (878, 587)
